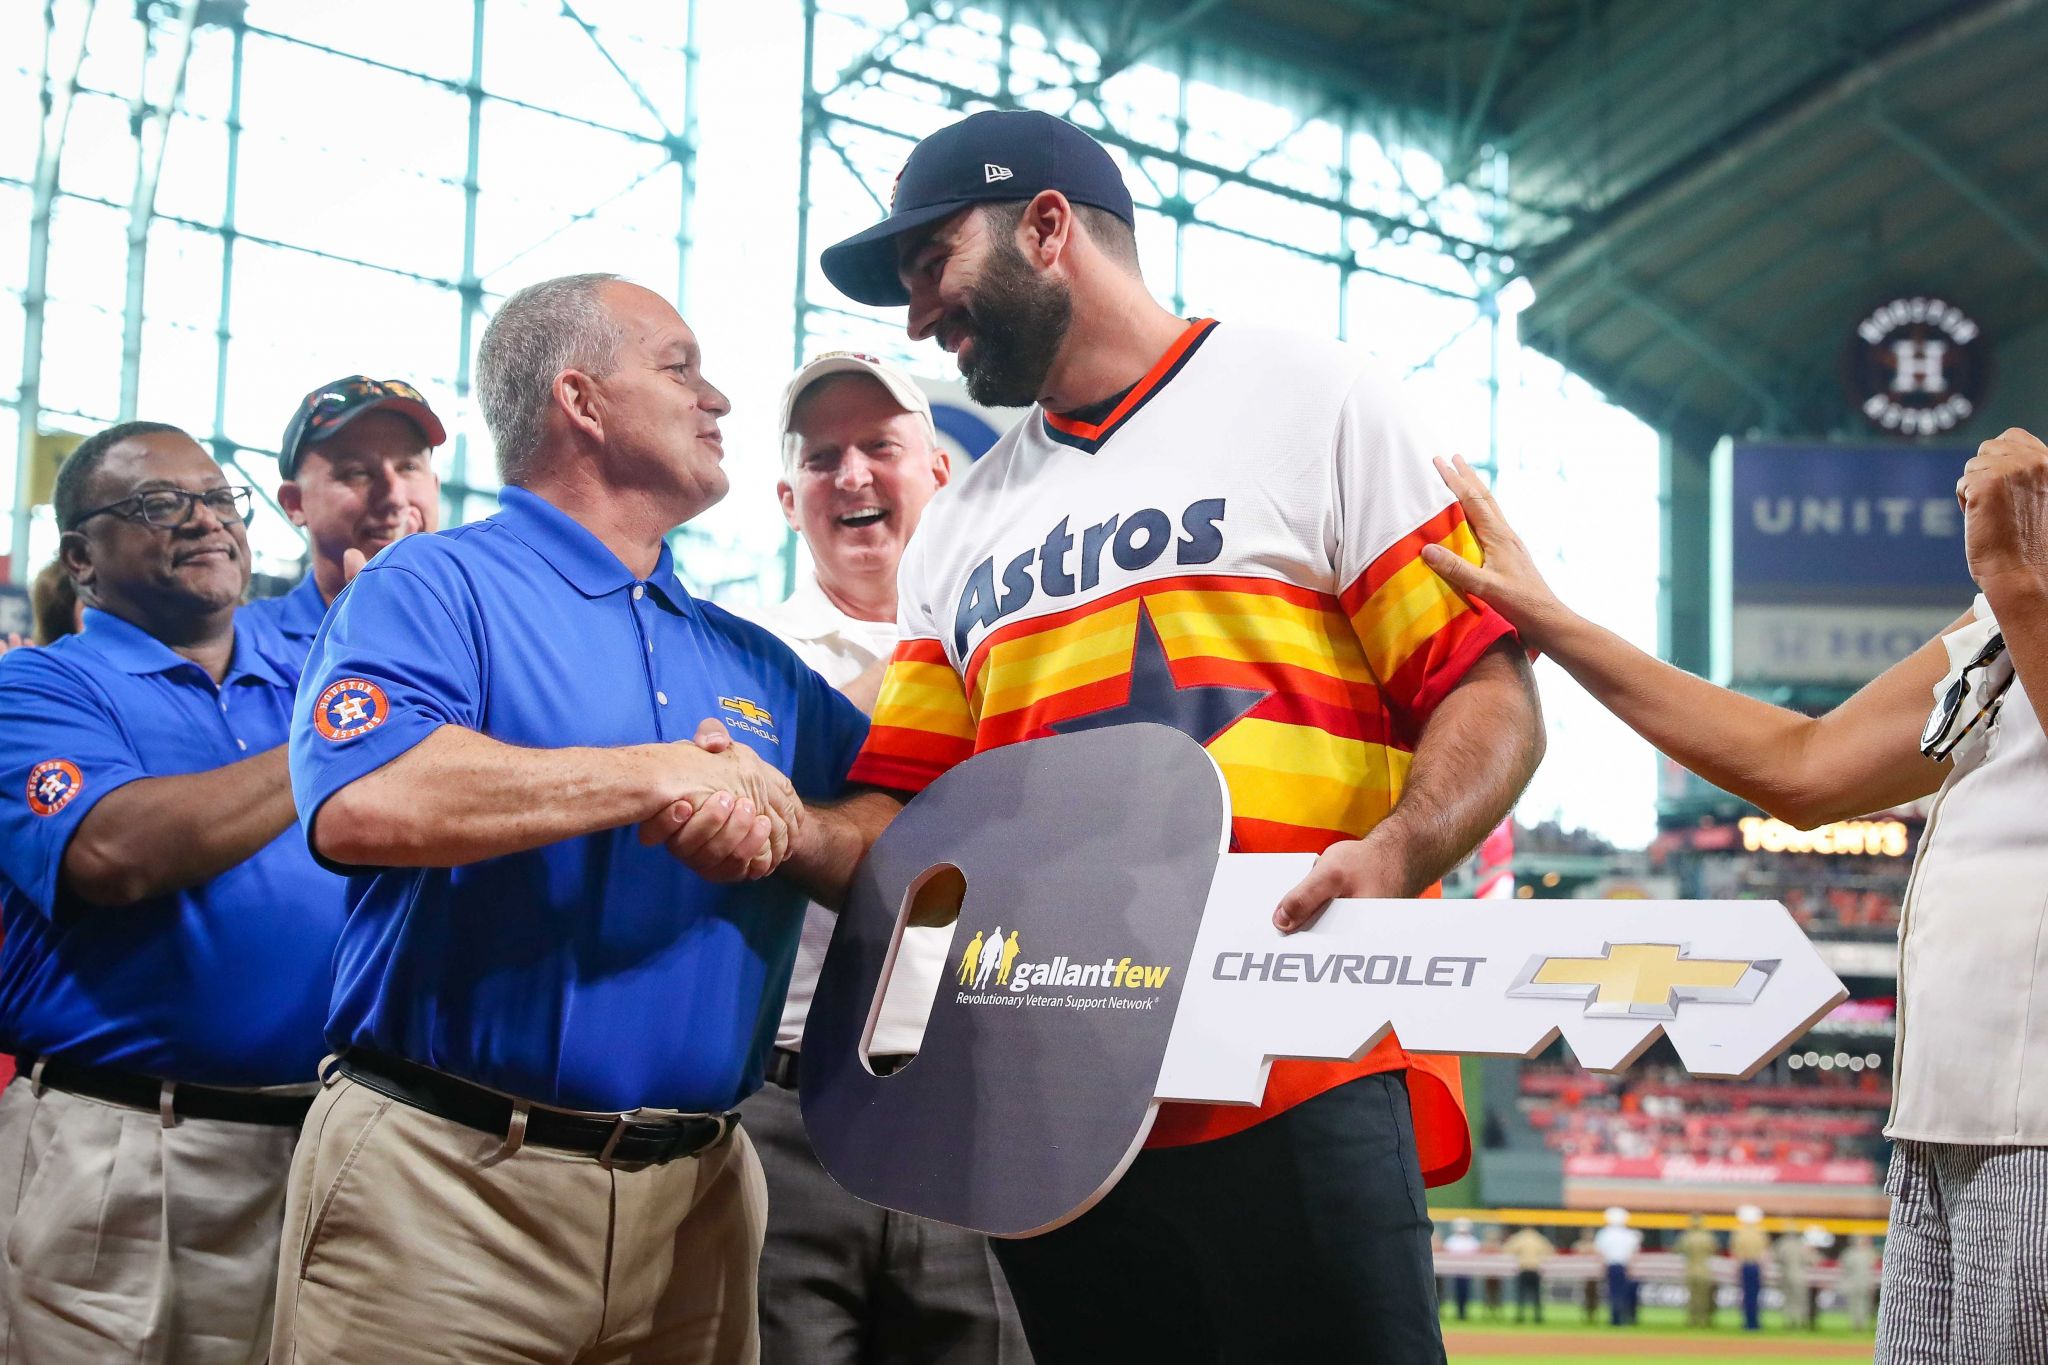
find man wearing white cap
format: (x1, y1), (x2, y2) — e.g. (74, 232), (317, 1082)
(1594, 1207), (1641, 1327)
(737, 353), (1028, 1364)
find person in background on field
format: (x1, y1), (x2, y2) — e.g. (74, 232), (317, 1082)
(1730, 1205), (1771, 1331)
(1573, 1227), (1601, 1324)
(1594, 1206), (1640, 1327)
(1502, 1224), (1554, 1324)
(1841, 1234), (1880, 1332)
(1777, 1227), (1818, 1329)
(1442, 1217), (1480, 1321)
(1479, 1224), (1507, 1320)
(1676, 1213), (1719, 1328)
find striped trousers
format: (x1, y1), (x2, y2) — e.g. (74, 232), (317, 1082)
(1877, 1140), (2048, 1364)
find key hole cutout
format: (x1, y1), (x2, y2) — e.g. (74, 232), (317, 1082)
(859, 862), (967, 1079)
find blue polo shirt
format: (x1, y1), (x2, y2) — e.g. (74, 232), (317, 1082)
(0, 610), (341, 1085)
(241, 571), (328, 655)
(290, 486), (869, 1113)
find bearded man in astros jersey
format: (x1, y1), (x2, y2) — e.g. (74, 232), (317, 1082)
(708, 109), (1545, 1365)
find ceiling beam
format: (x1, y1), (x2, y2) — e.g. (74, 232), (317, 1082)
(1870, 104), (2048, 281)
(1447, 0), (1532, 180)
(1601, 269), (1785, 426)
(1525, 0), (2042, 299)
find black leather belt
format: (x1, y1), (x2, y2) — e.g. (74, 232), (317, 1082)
(765, 1047), (914, 1090)
(338, 1050), (736, 1166)
(32, 1056), (313, 1127)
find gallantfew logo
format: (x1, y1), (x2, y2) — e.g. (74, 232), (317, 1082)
(1506, 943), (1772, 1021)
(955, 925), (1173, 1010)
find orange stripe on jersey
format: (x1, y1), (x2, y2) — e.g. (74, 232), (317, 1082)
(963, 573), (1341, 693)
(1341, 501), (1470, 615)
(1230, 814), (1358, 854)
(1381, 602), (1517, 721)
(1042, 318), (1218, 443)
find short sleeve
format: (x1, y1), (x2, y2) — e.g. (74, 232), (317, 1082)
(846, 531), (976, 795)
(289, 557), (483, 853)
(786, 662), (871, 803)
(1330, 364), (1515, 728)
(0, 652), (148, 915)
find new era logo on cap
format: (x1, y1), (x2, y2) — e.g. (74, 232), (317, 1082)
(984, 163), (1013, 183)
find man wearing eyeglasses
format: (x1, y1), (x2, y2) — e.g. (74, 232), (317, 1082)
(1424, 426), (2048, 1365)
(0, 421), (342, 1362)
(242, 376), (446, 655)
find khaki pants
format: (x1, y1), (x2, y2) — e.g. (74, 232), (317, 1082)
(1686, 1274), (1715, 1327)
(0, 1075), (299, 1364)
(273, 1073), (766, 1364)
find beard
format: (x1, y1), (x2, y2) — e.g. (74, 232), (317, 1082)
(950, 237), (1074, 408)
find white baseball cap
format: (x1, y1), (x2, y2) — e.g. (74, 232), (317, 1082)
(778, 351), (937, 459)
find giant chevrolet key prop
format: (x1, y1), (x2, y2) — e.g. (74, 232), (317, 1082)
(802, 725), (1845, 1237)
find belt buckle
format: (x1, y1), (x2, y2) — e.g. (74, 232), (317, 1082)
(597, 1110), (642, 1168)
(597, 1109), (729, 1168)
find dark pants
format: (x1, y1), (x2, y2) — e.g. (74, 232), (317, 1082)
(1514, 1269), (1543, 1323)
(741, 1075), (1032, 1365)
(992, 1072), (1445, 1365)
(1451, 1277), (1473, 1319)
(1606, 1263), (1635, 1325)
(1741, 1261), (1763, 1331)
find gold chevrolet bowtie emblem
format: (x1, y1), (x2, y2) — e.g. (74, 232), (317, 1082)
(720, 696), (773, 726)
(1506, 943), (1771, 1021)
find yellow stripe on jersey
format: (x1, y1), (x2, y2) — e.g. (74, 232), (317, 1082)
(1348, 520), (1483, 684)
(1207, 718), (1410, 833)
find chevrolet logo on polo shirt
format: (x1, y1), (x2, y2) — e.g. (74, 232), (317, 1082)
(720, 697), (772, 725)
(1506, 943), (1772, 1021)
(718, 696), (778, 744)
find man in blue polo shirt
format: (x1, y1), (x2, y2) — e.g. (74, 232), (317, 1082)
(0, 420), (341, 1362)
(243, 375), (446, 654)
(275, 272), (871, 1364)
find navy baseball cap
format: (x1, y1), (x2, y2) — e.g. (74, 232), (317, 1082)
(278, 376), (447, 479)
(821, 109), (1135, 307)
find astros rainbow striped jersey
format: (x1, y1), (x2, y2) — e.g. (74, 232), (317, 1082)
(849, 318), (1513, 1179)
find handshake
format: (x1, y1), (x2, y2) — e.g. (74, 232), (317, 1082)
(636, 719), (805, 883)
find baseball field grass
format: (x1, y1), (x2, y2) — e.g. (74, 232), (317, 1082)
(1441, 1302), (1873, 1362)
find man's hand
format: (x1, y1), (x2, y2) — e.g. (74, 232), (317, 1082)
(1272, 826), (1420, 934)
(1418, 454), (1572, 653)
(637, 720), (803, 882)
(0, 632), (27, 658)
(1958, 428), (2048, 594)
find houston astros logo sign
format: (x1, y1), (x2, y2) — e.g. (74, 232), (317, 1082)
(25, 759), (82, 817)
(313, 678), (390, 742)
(803, 725), (1846, 1238)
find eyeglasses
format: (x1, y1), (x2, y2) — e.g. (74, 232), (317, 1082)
(70, 486), (254, 531)
(1919, 630), (2011, 760)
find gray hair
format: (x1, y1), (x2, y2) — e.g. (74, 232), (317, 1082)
(477, 272), (627, 484)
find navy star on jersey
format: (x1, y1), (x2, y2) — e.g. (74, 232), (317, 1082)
(1048, 600), (1269, 746)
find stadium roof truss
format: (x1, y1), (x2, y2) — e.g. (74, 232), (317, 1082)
(792, 0), (1527, 427)
(799, 0), (2048, 447)
(5, 0), (728, 585)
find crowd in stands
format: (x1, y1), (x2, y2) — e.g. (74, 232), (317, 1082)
(1668, 844), (1909, 941)
(1515, 1060), (1889, 1167)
